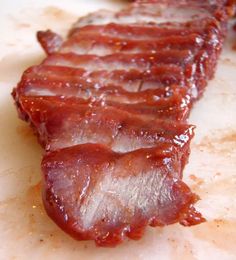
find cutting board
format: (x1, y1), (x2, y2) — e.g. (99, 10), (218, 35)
(0, 1), (236, 259)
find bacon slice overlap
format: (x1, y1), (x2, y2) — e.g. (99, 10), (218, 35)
(12, 0), (234, 247)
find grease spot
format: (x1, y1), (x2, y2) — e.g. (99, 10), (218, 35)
(195, 176), (236, 203)
(189, 174), (204, 190)
(193, 130), (236, 154)
(219, 132), (236, 143)
(168, 236), (196, 260)
(193, 220), (236, 252)
(43, 6), (72, 19)
(221, 57), (236, 67)
(42, 6), (78, 26)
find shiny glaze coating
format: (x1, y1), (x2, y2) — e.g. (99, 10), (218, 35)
(12, 0), (234, 247)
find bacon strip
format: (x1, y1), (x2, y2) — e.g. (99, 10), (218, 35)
(19, 96), (194, 156)
(12, 0), (234, 247)
(42, 143), (204, 247)
(69, 18), (214, 38)
(16, 64), (186, 94)
(60, 33), (204, 55)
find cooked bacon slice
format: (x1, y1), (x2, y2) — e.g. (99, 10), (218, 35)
(19, 96), (194, 156)
(41, 51), (200, 96)
(19, 90), (190, 121)
(69, 19), (215, 38)
(43, 51), (194, 71)
(16, 63), (186, 95)
(15, 50), (205, 101)
(42, 143), (205, 247)
(72, 0), (231, 30)
(65, 26), (222, 97)
(67, 1), (226, 97)
(59, 33), (204, 55)
(72, 4), (210, 28)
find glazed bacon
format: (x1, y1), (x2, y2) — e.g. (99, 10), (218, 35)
(17, 65), (187, 97)
(19, 95), (194, 156)
(42, 143), (203, 247)
(12, 0), (234, 247)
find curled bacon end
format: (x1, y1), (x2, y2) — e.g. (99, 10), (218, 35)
(37, 30), (63, 55)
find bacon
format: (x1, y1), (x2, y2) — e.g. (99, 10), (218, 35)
(72, 4), (210, 28)
(16, 64), (188, 97)
(12, 0), (233, 247)
(42, 143), (204, 247)
(71, 0), (231, 31)
(20, 90), (190, 121)
(69, 19), (214, 38)
(19, 96), (194, 156)
(60, 33), (204, 55)
(44, 51), (194, 71)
